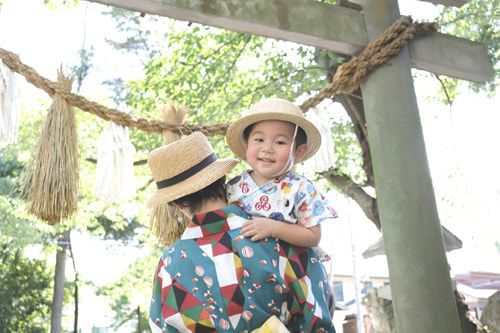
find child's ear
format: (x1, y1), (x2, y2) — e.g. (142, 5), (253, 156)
(294, 144), (308, 163)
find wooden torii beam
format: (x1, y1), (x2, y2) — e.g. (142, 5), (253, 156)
(87, 0), (492, 82)
(85, 0), (492, 332)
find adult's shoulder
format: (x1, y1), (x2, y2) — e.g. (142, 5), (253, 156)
(223, 204), (251, 220)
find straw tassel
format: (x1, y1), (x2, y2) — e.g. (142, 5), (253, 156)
(150, 102), (189, 246)
(20, 67), (79, 224)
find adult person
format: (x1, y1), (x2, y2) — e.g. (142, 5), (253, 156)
(147, 131), (335, 332)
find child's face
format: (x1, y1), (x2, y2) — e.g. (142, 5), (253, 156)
(245, 120), (306, 184)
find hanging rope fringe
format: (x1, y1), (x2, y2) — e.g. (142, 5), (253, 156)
(0, 16), (438, 135)
(150, 102), (190, 246)
(20, 68), (79, 224)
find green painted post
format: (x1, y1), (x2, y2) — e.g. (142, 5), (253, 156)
(358, 0), (461, 331)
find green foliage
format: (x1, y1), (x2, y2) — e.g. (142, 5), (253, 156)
(88, 214), (146, 243)
(129, 25), (318, 116)
(0, 147), (59, 328)
(103, 7), (162, 60)
(0, 245), (52, 332)
(15, 101), (47, 159)
(43, 0), (79, 9)
(435, 0), (500, 96)
(331, 114), (364, 183)
(0, 148), (24, 197)
(0, 196), (51, 252)
(316, 50), (348, 69)
(123, 22), (326, 157)
(0, 149), (23, 177)
(100, 10), (327, 153)
(72, 46), (95, 92)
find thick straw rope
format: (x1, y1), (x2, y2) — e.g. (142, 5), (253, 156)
(0, 49), (228, 136)
(300, 16), (438, 110)
(0, 16), (437, 134)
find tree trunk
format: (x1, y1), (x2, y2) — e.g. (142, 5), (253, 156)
(69, 245), (79, 333)
(51, 230), (70, 333)
(137, 306), (142, 333)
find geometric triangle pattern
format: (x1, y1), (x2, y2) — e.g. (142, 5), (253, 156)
(148, 205), (336, 332)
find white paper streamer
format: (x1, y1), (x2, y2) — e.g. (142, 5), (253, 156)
(296, 94), (335, 173)
(95, 120), (136, 203)
(0, 61), (20, 147)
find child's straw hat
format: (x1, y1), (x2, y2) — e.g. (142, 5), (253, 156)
(147, 132), (238, 207)
(226, 98), (321, 162)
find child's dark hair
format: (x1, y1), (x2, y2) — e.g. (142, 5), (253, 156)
(170, 177), (226, 214)
(243, 121), (307, 148)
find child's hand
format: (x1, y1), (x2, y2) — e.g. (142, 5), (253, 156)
(241, 218), (279, 241)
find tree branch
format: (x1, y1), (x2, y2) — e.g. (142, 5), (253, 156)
(85, 158), (147, 166)
(433, 73), (453, 106)
(320, 170), (380, 230)
(335, 89), (375, 187)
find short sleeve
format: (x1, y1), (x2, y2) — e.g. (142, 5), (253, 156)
(295, 179), (338, 228)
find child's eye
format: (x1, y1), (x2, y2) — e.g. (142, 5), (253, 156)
(254, 138), (264, 142)
(276, 141), (287, 145)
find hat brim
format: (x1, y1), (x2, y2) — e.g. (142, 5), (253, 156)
(146, 158), (238, 208)
(226, 112), (321, 162)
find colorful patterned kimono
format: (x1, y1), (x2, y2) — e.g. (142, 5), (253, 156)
(226, 170), (338, 261)
(148, 205), (335, 333)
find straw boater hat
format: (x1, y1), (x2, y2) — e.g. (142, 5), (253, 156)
(226, 97), (321, 162)
(147, 132), (238, 207)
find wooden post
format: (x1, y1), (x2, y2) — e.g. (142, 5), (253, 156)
(358, 0), (461, 331)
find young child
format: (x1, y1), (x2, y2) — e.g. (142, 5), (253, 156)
(225, 97), (337, 261)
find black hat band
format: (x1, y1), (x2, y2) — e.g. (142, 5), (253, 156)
(156, 153), (217, 189)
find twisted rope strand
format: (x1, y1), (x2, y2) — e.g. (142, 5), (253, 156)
(0, 48), (230, 136)
(299, 16), (438, 111)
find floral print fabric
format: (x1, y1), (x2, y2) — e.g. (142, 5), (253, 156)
(226, 170), (338, 261)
